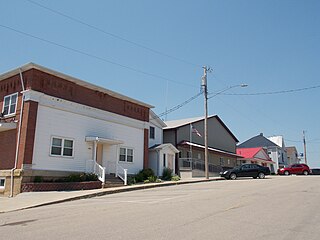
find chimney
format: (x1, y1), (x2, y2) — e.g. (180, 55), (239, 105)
(260, 133), (263, 136)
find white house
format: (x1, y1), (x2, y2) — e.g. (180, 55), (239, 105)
(148, 111), (179, 177)
(0, 63), (153, 196)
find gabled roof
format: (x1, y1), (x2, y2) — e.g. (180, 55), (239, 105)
(178, 141), (242, 158)
(268, 136), (285, 148)
(0, 62), (154, 109)
(149, 143), (179, 153)
(236, 147), (262, 159)
(164, 115), (239, 142)
(149, 110), (167, 128)
(238, 133), (279, 148)
(164, 116), (206, 129)
(236, 147), (274, 163)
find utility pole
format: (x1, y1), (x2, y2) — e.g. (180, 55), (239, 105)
(303, 130), (307, 165)
(202, 66), (209, 179)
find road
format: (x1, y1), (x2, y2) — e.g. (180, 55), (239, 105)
(1, 176), (320, 240)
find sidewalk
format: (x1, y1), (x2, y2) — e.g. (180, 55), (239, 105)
(0, 177), (223, 213)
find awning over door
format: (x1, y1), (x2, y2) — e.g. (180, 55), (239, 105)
(0, 122), (17, 132)
(85, 136), (124, 145)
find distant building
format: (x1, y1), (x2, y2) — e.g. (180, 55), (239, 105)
(163, 115), (241, 178)
(238, 133), (287, 174)
(286, 146), (300, 165)
(236, 147), (275, 171)
(268, 136), (288, 167)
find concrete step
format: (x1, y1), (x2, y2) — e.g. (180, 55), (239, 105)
(102, 174), (125, 188)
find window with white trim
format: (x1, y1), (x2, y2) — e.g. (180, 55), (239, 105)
(119, 147), (134, 163)
(149, 126), (155, 139)
(2, 93), (18, 116)
(0, 178), (5, 189)
(50, 137), (74, 157)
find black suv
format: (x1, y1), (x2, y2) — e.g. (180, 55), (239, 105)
(220, 164), (271, 180)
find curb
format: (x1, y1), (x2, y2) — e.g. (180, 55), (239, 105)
(2, 177), (224, 213)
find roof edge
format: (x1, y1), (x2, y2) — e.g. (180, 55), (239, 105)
(0, 62), (154, 109)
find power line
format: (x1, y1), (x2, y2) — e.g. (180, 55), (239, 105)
(222, 85), (320, 96)
(0, 24), (197, 88)
(152, 91), (203, 120)
(25, 0), (201, 68)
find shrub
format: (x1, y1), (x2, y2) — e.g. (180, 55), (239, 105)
(135, 168), (155, 182)
(67, 173), (99, 182)
(33, 176), (43, 183)
(162, 168), (173, 181)
(127, 176), (137, 185)
(84, 173), (99, 181)
(171, 175), (180, 181)
(147, 175), (158, 183)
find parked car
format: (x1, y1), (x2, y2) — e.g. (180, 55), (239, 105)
(277, 164), (310, 175)
(220, 164), (271, 180)
(311, 168), (320, 175)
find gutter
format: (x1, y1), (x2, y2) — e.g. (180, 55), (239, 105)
(10, 69), (25, 197)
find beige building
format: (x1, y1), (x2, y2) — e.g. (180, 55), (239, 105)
(286, 146), (300, 165)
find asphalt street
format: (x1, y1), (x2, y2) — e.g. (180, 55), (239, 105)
(1, 176), (320, 240)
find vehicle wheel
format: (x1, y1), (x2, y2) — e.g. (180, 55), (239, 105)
(303, 170), (308, 175)
(230, 173), (237, 180)
(258, 172), (265, 179)
(284, 171), (290, 176)
(253, 177), (257, 179)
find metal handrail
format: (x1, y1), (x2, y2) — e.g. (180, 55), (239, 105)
(86, 160), (105, 183)
(179, 158), (224, 173)
(116, 163), (127, 186)
(94, 162), (106, 183)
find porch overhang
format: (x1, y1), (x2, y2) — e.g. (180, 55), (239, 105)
(178, 141), (242, 158)
(85, 136), (124, 145)
(0, 122), (17, 132)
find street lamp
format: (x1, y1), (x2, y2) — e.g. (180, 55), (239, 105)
(201, 69), (248, 179)
(208, 84), (248, 99)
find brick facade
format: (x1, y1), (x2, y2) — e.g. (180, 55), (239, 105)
(0, 130), (16, 169)
(21, 181), (102, 192)
(22, 69), (149, 122)
(0, 64), (152, 195)
(17, 101), (38, 169)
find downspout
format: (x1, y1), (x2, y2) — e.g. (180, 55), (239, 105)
(10, 69), (25, 197)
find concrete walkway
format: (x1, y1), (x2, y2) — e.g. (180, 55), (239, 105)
(0, 177), (223, 213)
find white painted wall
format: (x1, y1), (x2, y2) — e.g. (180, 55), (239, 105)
(33, 103), (145, 175)
(148, 122), (163, 148)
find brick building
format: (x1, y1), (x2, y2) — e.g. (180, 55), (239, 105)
(0, 63), (153, 196)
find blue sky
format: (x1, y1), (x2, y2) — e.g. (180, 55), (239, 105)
(1, 0), (319, 167)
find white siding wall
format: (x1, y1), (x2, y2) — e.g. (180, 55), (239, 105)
(148, 151), (158, 175)
(33, 105), (145, 174)
(255, 151), (268, 160)
(148, 122), (163, 148)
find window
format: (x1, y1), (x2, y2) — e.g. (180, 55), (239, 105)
(163, 154), (166, 167)
(0, 178), (5, 189)
(220, 158), (224, 166)
(50, 137), (74, 157)
(2, 93), (18, 116)
(119, 147), (134, 163)
(150, 126), (155, 139)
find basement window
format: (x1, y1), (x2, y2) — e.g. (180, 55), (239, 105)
(2, 93), (18, 116)
(0, 178), (5, 189)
